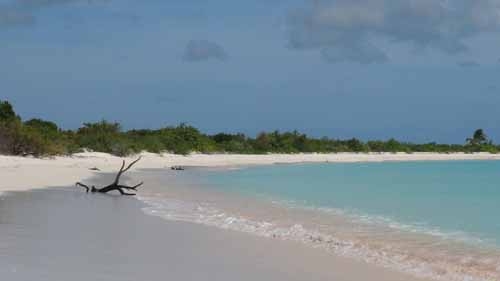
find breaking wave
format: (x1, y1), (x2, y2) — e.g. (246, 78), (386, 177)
(140, 195), (500, 281)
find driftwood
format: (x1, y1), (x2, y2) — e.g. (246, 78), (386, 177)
(76, 157), (143, 196)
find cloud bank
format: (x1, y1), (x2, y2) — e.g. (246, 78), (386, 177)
(183, 40), (228, 62)
(287, 0), (500, 63)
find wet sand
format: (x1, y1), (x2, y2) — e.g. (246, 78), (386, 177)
(0, 177), (426, 281)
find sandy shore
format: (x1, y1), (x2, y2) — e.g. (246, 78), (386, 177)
(1, 182), (426, 281)
(1, 151), (500, 193)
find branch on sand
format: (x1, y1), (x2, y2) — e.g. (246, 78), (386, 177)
(76, 157), (143, 196)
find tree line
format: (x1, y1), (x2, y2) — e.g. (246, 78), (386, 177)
(0, 100), (497, 157)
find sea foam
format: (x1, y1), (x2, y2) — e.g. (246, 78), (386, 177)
(139, 195), (500, 281)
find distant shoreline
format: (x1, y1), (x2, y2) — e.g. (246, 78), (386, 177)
(2, 151), (500, 194)
(1, 100), (498, 157)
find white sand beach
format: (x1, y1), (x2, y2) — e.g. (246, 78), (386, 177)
(2, 151), (500, 193)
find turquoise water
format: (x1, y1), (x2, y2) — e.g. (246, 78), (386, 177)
(202, 161), (500, 247)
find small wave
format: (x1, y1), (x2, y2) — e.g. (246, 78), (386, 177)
(139, 196), (499, 281)
(272, 199), (495, 248)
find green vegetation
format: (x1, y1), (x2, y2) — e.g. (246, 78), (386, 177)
(0, 101), (19, 121)
(0, 99), (498, 156)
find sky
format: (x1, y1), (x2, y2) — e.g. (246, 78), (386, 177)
(1, 0), (500, 143)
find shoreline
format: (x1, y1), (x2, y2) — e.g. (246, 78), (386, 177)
(0, 187), (426, 281)
(137, 167), (500, 281)
(2, 151), (500, 194)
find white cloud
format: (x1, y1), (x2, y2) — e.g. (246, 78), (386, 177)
(287, 0), (500, 63)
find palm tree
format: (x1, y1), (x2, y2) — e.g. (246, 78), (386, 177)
(466, 129), (488, 146)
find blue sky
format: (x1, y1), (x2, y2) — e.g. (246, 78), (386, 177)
(1, 0), (500, 143)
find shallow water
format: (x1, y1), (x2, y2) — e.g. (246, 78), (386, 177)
(138, 161), (500, 281)
(205, 161), (500, 245)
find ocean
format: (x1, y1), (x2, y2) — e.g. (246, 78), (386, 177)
(139, 160), (500, 281)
